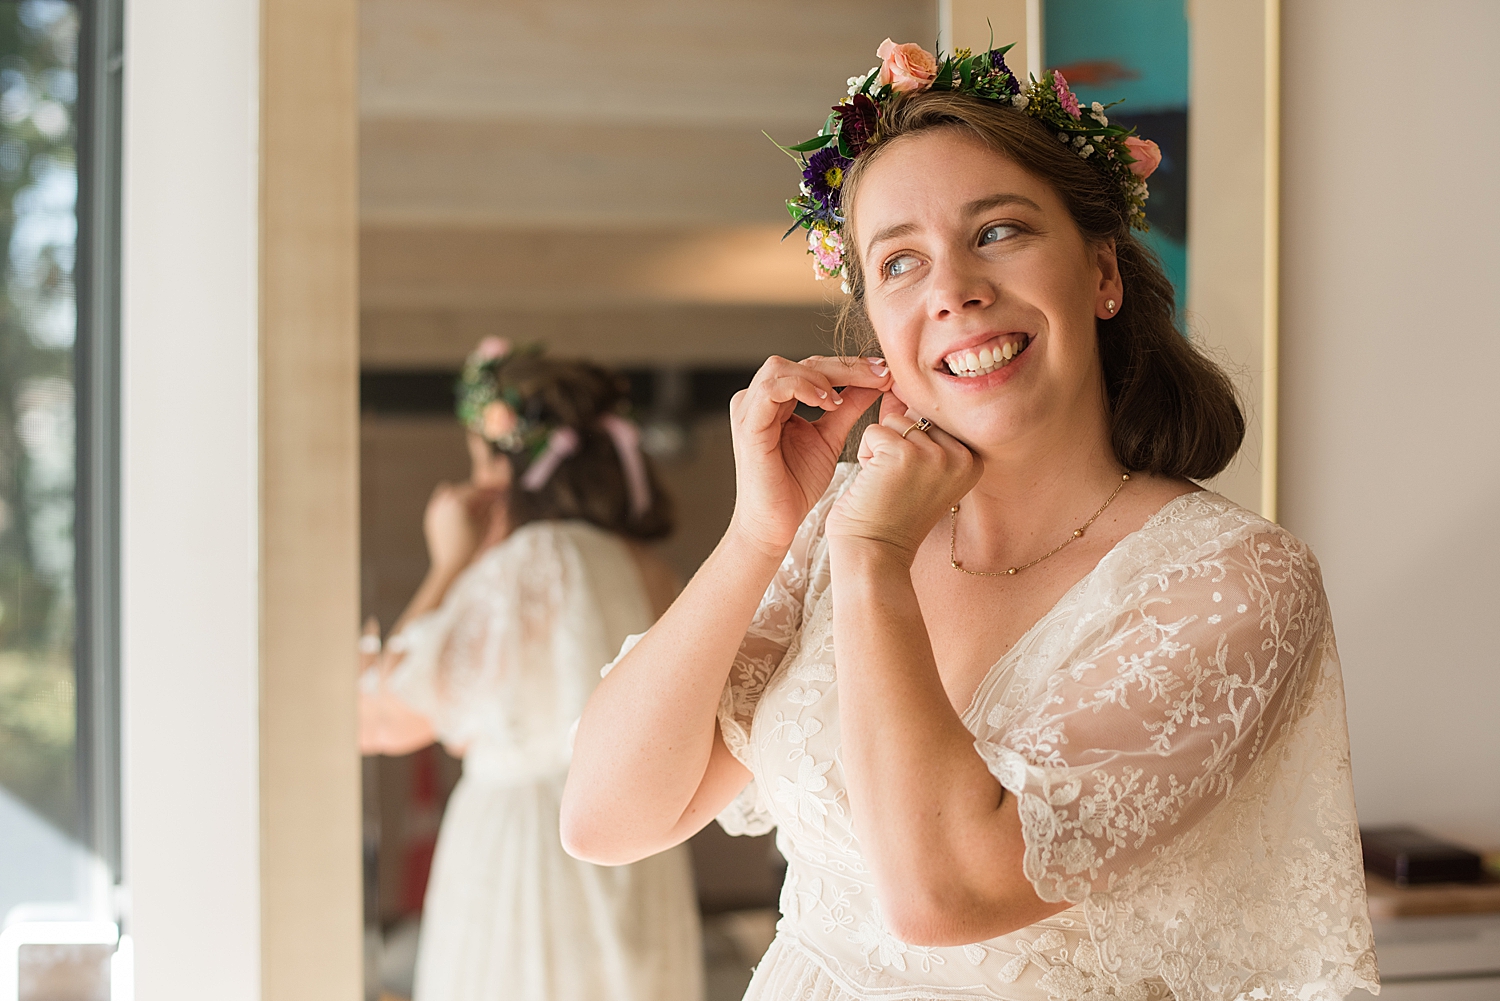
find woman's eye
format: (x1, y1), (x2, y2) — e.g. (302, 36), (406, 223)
(979, 224), (1018, 246)
(884, 255), (919, 277)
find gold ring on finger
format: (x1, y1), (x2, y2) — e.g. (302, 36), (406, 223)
(901, 417), (932, 439)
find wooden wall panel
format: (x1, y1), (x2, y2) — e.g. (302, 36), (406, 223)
(360, 0), (936, 126)
(261, 0), (362, 996)
(357, 0), (938, 373)
(361, 303), (835, 370)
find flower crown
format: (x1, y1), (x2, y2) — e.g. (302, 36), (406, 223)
(455, 338), (655, 514)
(780, 38), (1162, 288)
(455, 337), (553, 455)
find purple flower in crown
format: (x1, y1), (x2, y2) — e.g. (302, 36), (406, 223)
(989, 48), (1018, 93)
(1052, 70), (1082, 119)
(803, 146), (852, 212)
(833, 94), (879, 157)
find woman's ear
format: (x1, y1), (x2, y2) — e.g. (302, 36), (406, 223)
(1093, 238), (1123, 319)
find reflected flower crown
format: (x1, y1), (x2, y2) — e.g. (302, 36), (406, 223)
(455, 337), (654, 513)
(780, 38), (1162, 288)
(455, 337), (552, 455)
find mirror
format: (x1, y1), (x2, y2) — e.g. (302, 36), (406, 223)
(355, 1), (1276, 998)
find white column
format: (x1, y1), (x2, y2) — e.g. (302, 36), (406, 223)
(942, 0), (1038, 77)
(120, 0), (261, 996)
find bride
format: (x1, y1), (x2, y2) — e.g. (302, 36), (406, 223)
(361, 343), (703, 1001)
(562, 39), (1378, 1001)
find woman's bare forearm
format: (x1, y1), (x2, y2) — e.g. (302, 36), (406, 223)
(830, 541), (1062, 944)
(561, 523), (784, 863)
(358, 684), (435, 756)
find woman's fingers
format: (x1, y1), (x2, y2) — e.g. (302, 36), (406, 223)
(766, 372), (843, 410)
(735, 355), (893, 432)
(866, 412), (977, 472)
(877, 387), (908, 423)
(878, 410), (938, 445)
(795, 355), (893, 392)
(812, 386), (883, 451)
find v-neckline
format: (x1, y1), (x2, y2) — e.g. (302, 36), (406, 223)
(954, 489), (1206, 731)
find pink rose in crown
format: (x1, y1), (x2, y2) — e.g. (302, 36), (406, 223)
(481, 400), (518, 440)
(1123, 137), (1162, 179)
(876, 39), (937, 93)
(474, 336), (510, 361)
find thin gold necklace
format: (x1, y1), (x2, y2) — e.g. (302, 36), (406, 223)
(949, 473), (1131, 577)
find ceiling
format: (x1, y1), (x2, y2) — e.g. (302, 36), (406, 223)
(359, 0), (937, 368)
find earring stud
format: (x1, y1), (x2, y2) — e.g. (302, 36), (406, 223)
(1106, 299), (1117, 314)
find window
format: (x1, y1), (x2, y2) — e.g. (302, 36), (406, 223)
(0, 0), (123, 958)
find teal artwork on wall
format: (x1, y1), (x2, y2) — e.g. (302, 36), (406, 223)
(1045, 0), (1189, 317)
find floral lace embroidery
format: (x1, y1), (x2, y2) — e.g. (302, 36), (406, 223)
(718, 475), (1377, 1001)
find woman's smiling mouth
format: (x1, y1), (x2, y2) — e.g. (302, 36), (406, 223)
(941, 334), (1031, 378)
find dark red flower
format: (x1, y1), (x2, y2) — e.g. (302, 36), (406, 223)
(832, 94), (879, 157)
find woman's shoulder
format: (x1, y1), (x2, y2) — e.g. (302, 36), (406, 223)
(492, 516), (623, 550)
(469, 518), (634, 579)
(1141, 489), (1313, 559)
(1116, 488), (1325, 608)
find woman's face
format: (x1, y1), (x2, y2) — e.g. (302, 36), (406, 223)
(465, 431), (513, 491)
(849, 128), (1121, 455)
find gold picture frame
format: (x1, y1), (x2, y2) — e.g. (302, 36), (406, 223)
(945, 0), (1282, 517)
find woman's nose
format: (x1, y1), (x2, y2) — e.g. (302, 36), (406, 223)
(926, 256), (996, 319)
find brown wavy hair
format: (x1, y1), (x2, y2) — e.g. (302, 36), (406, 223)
(836, 91), (1244, 481)
(485, 354), (675, 540)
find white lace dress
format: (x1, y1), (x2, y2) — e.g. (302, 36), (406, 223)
(388, 520), (704, 1001)
(710, 464), (1378, 1001)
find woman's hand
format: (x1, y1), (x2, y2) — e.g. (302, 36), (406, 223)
(827, 394), (982, 565)
(423, 482), (500, 574)
(727, 355), (893, 559)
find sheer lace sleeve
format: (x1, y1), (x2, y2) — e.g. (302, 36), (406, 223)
(714, 464), (856, 836)
(973, 501), (1378, 1000)
(387, 522), (651, 765)
(717, 464), (853, 766)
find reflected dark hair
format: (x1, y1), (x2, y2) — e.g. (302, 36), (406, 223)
(483, 354), (675, 541)
(836, 91), (1244, 481)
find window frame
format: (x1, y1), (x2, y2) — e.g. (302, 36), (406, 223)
(72, 0), (125, 895)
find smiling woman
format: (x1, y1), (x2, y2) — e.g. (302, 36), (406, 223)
(836, 91), (1243, 483)
(562, 36), (1378, 1001)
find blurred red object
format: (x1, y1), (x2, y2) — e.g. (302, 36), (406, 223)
(1050, 59), (1139, 87)
(399, 746), (443, 913)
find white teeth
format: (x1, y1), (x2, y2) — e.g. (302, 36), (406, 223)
(945, 337), (1028, 378)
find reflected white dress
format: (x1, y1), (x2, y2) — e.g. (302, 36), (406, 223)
(389, 520), (704, 1001)
(700, 465), (1378, 1001)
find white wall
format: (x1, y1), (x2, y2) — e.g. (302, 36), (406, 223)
(1280, 0), (1500, 847)
(121, 0), (261, 996)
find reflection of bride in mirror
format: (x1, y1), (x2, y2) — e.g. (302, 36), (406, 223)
(360, 341), (703, 1001)
(563, 38), (1378, 1001)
